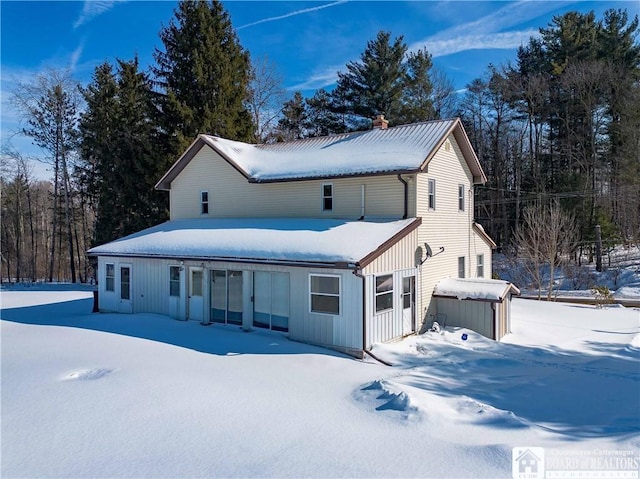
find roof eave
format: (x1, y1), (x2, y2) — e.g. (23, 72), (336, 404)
(249, 168), (421, 184)
(358, 217), (422, 269)
(154, 135), (252, 191)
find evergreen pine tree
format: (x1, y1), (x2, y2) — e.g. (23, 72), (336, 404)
(153, 0), (254, 154)
(333, 31), (408, 123)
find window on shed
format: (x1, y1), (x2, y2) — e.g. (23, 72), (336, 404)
(375, 274), (393, 313)
(428, 179), (436, 210)
(458, 185), (465, 211)
(477, 254), (484, 278)
(458, 256), (466, 278)
(310, 274), (340, 315)
(201, 191), (209, 215)
(169, 266), (181, 297)
(322, 183), (333, 211)
(105, 263), (115, 292)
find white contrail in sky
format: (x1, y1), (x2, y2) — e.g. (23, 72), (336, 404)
(74, 1), (123, 29)
(237, 1), (347, 31)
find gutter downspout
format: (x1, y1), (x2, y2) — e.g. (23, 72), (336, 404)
(352, 266), (367, 358)
(397, 174), (408, 219)
(353, 264), (393, 366)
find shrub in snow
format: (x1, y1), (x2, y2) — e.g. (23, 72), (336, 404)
(591, 285), (614, 308)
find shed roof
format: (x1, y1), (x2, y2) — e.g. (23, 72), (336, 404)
(433, 278), (520, 302)
(87, 217), (421, 268)
(156, 118), (486, 189)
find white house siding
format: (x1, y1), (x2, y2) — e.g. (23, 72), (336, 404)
(96, 256), (363, 355)
(414, 135), (491, 327)
(169, 146), (410, 220)
(362, 230), (419, 348)
(435, 297), (495, 339)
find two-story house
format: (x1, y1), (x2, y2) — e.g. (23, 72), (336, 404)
(88, 117), (514, 357)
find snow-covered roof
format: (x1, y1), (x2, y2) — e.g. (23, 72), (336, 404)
(87, 217), (421, 267)
(433, 278), (520, 302)
(156, 118), (486, 189)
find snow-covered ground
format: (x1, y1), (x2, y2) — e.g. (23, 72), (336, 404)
(495, 244), (640, 302)
(1, 287), (639, 478)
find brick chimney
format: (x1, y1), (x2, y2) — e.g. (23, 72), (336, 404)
(372, 114), (389, 130)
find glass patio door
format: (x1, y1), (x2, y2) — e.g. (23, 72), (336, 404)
(211, 270), (243, 325)
(253, 272), (289, 332)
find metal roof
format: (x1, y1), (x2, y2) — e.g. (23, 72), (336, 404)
(156, 118), (486, 189)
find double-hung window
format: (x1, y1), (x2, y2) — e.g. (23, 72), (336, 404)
(310, 274), (340, 315)
(375, 274), (393, 313)
(105, 263), (115, 292)
(458, 185), (465, 212)
(201, 191), (209, 215)
(428, 179), (436, 210)
(458, 256), (466, 278)
(477, 254), (484, 278)
(322, 183), (333, 212)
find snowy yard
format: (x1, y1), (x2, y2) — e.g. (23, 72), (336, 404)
(1, 286), (639, 478)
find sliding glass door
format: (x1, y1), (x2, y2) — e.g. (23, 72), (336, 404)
(253, 272), (289, 332)
(211, 269), (243, 325)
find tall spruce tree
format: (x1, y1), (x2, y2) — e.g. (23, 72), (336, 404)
(153, 0), (254, 154)
(333, 31), (408, 123)
(78, 58), (168, 246)
(398, 48), (435, 123)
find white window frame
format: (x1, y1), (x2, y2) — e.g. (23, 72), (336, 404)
(201, 191), (209, 215)
(322, 183), (333, 212)
(105, 263), (115, 292)
(458, 256), (466, 278)
(169, 265), (181, 297)
(428, 179), (436, 210)
(458, 185), (465, 212)
(309, 274), (340, 315)
(375, 274), (394, 314)
(477, 254), (484, 278)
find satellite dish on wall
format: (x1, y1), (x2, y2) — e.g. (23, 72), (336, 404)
(419, 242), (445, 265)
(425, 243), (433, 258)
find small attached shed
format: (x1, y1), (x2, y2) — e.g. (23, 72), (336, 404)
(433, 278), (520, 340)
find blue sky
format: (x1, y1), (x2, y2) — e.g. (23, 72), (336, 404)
(1, 0), (638, 178)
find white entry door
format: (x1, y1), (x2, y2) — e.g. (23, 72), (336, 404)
(402, 276), (415, 335)
(188, 267), (204, 321)
(119, 264), (133, 313)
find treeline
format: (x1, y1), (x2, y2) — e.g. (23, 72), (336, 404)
(1, 1), (638, 283)
(460, 10), (640, 254)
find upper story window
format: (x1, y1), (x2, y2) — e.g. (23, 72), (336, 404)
(477, 254), (484, 278)
(310, 274), (340, 315)
(458, 256), (466, 278)
(322, 183), (333, 211)
(428, 179), (436, 210)
(458, 185), (465, 212)
(375, 274), (393, 313)
(201, 191), (209, 215)
(105, 263), (115, 292)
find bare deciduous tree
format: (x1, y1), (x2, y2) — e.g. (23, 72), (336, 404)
(515, 202), (579, 299)
(246, 55), (287, 142)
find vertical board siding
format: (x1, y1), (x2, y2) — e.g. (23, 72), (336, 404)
(96, 256), (363, 352)
(170, 147), (408, 220)
(436, 297), (494, 339)
(364, 268), (417, 347)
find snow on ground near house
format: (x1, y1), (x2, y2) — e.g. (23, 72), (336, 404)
(1, 288), (639, 478)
